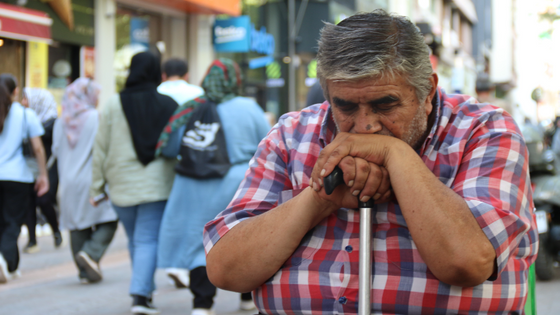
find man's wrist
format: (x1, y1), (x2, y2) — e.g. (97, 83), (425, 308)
(301, 186), (339, 228)
(384, 138), (416, 171)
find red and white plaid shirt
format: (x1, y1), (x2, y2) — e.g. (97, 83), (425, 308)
(204, 88), (538, 314)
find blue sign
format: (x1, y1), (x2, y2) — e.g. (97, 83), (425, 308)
(251, 25), (275, 56)
(130, 17), (150, 48)
(214, 16), (251, 52)
(213, 16), (276, 64)
(249, 56), (274, 69)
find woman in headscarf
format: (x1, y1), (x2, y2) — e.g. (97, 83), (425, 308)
(0, 73), (49, 283)
(20, 88), (62, 253)
(156, 58), (271, 315)
(51, 77), (118, 284)
(91, 51), (177, 315)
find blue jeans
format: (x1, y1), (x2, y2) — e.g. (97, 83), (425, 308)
(112, 201), (166, 297)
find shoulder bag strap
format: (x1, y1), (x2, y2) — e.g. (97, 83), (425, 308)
(22, 106), (28, 141)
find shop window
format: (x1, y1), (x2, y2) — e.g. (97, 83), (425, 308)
(0, 38), (25, 101)
(114, 5), (163, 92)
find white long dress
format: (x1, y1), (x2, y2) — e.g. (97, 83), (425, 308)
(52, 112), (117, 231)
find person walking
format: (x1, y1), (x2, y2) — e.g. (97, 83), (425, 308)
(158, 58), (204, 289)
(156, 58), (271, 315)
(20, 87), (62, 253)
(91, 52), (177, 315)
(156, 57), (203, 289)
(52, 77), (118, 284)
(158, 58), (204, 105)
(0, 73), (49, 283)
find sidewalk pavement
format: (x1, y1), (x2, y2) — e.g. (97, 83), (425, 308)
(0, 225), (257, 315)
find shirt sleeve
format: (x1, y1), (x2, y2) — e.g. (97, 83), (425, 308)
(51, 119), (61, 159)
(90, 99), (111, 198)
(452, 110), (538, 278)
(26, 109), (45, 138)
(161, 124), (185, 158)
(203, 118), (292, 254)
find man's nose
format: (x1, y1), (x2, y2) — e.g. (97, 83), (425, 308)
(354, 109), (382, 134)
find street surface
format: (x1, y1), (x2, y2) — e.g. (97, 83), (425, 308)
(1, 224), (559, 314)
(0, 226), (255, 315)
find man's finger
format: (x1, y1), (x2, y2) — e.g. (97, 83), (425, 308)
(359, 162), (383, 202)
(350, 158), (369, 198)
(319, 141), (352, 180)
(312, 133), (351, 188)
(374, 167), (391, 201)
(339, 156), (356, 187)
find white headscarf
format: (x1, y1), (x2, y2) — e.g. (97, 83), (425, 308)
(23, 88), (58, 123)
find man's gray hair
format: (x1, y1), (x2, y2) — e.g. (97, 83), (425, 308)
(317, 10), (434, 103)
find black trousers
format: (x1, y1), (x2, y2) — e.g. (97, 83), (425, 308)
(190, 267), (217, 309)
(241, 292), (252, 301)
(189, 267), (253, 308)
(0, 181), (33, 272)
(25, 164), (59, 243)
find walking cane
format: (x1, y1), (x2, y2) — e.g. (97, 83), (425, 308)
(324, 166), (374, 315)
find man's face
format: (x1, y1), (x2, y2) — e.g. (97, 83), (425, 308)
(327, 73), (437, 150)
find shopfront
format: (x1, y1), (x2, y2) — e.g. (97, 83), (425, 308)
(213, 0), (370, 119)
(0, 2), (52, 100)
(21, 0), (94, 104)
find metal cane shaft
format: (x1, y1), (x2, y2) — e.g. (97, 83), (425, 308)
(359, 206), (372, 315)
(323, 166), (374, 315)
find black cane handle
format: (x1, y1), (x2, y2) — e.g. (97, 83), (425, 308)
(323, 166), (375, 208)
(323, 166), (344, 195)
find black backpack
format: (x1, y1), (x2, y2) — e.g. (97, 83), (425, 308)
(175, 101), (231, 178)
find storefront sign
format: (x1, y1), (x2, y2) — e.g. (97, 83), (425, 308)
(130, 17), (150, 48)
(249, 56), (274, 70)
(0, 3), (52, 43)
(214, 16), (275, 58)
(26, 41), (48, 89)
(25, 0), (94, 47)
(214, 16), (251, 52)
(251, 25), (274, 56)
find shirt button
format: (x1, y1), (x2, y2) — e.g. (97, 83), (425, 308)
(338, 296), (347, 304)
(345, 245), (353, 252)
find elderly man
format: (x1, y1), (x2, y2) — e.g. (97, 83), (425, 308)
(203, 10), (537, 314)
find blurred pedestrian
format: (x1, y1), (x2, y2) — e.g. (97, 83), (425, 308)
(52, 78), (118, 284)
(305, 79), (325, 106)
(156, 58), (270, 315)
(0, 73), (49, 283)
(20, 87), (62, 253)
(156, 57), (203, 289)
(475, 73), (512, 114)
(158, 58), (204, 106)
(90, 52), (177, 314)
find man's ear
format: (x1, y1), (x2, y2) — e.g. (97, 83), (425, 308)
(183, 73), (189, 82)
(162, 73), (167, 81)
(424, 73), (438, 116)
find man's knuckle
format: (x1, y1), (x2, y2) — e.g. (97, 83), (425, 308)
(331, 148), (343, 158)
(370, 166), (382, 177)
(358, 162), (369, 173)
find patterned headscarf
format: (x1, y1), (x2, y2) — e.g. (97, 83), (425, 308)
(23, 88), (58, 123)
(61, 77), (101, 148)
(155, 58), (242, 155)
